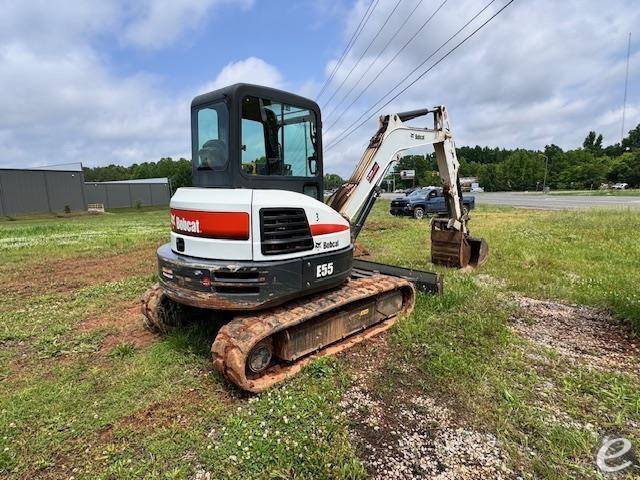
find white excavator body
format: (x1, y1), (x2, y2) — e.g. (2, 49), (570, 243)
(141, 83), (487, 392)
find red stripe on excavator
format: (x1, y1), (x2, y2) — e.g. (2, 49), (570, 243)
(310, 223), (349, 236)
(170, 208), (250, 240)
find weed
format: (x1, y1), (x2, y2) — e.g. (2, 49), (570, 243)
(111, 342), (136, 358)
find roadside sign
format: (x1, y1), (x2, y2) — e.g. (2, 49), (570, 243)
(400, 170), (415, 179)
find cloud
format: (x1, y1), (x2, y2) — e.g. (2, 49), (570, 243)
(0, 0), (255, 52)
(2, 0), (638, 180)
(0, 53), (287, 169)
(0, 48), (188, 168)
(122, 0), (254, 49)
(0, 2), (119, 54)
(318, 0), (640, 176)
(0, 0), (263, 169)
(207, 57), (285, 90)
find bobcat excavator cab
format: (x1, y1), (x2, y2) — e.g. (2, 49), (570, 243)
(141, 83), (487, 392)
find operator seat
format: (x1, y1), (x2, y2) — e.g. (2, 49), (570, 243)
(198, 139), (227, 169)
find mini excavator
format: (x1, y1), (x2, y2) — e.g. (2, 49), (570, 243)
(141, 83), (487, 392)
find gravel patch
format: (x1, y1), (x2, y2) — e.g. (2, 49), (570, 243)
(510, 296), (640, 373)
(340, 384), (513, 479)
(192, 469), (211, 480)
(340, 337), (515, 479)
(475, 274), (507, 288)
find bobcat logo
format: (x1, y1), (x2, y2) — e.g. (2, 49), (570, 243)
(171, 214), (201, 234)
(315, 240), (339, 249)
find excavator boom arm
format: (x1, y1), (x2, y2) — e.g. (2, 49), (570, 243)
(329, 106), (488, 268)
(329, 106), (466, 236)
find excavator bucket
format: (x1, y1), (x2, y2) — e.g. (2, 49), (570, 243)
(430, 218), (489, 269)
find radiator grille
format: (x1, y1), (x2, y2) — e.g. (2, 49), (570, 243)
(260, 208), (313, 255)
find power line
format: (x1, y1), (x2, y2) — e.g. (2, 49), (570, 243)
(327, 0), (513, 152)
(326, 0), (495, 145)
(621, 32), (632, 144)
(323, 0), (427, 122)
(316, 0), (381, 100)
(326, 0), (514, 151)
(321, 0), (405, 109)
(316, 0), (377, 100)
(323, 0), (450, 134)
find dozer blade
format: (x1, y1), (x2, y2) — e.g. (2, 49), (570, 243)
(430, 218), (489, 269)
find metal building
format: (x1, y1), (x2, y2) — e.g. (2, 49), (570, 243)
(0, 162), (172, 217)
(84, 178), (171, 209)
(0, 164), (86, 216)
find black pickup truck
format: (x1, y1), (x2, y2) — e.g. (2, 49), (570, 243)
(389, 188), (475, 219)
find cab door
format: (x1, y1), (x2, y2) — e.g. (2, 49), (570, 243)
(237, 94), (324, 201)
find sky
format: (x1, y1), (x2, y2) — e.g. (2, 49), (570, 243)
(0, 0), (638, 177)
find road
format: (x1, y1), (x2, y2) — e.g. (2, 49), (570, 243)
(380, 191), (640, 210)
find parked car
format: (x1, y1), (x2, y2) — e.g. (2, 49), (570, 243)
(389, 188), (475, 219)
(612, 182), (629, 190)
(470, 186), (484, 193)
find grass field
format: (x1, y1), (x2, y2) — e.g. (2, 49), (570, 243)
(1, 204), (638, 479)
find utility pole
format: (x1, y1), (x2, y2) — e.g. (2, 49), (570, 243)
(539, 154), (549, 193)
(621, 32), (632, 144)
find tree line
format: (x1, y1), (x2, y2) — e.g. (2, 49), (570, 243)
(83, 157), (192, 191)
(83, 123), (640, 192)
(390, 123), (640, 191)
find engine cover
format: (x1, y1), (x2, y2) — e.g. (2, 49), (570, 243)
(168, 188), (351, 263)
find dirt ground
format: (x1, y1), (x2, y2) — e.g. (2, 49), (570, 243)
(510, 295), (640, 373)
(1, 247), (156, 299)
(340, 336), (514, 480)
(64, 284), (640, 478)
(6, 247), (637, 479)
(79, 301), (157, 353)
(339, 292), (640, 480)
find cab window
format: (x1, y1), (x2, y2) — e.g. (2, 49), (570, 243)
(195, 101), (229, 170)
(241, 96), (318, 177)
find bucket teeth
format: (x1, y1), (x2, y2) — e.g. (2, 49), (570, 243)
(467, 236), (489, 268)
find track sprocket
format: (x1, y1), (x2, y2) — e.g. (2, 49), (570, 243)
(140, 283), (188, 333)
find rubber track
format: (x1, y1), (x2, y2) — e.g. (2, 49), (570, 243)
(211, 274), (415, 393)
(140, 283), (164, 333)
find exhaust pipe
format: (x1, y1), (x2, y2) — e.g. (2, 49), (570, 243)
(430, 218), (489, 269)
